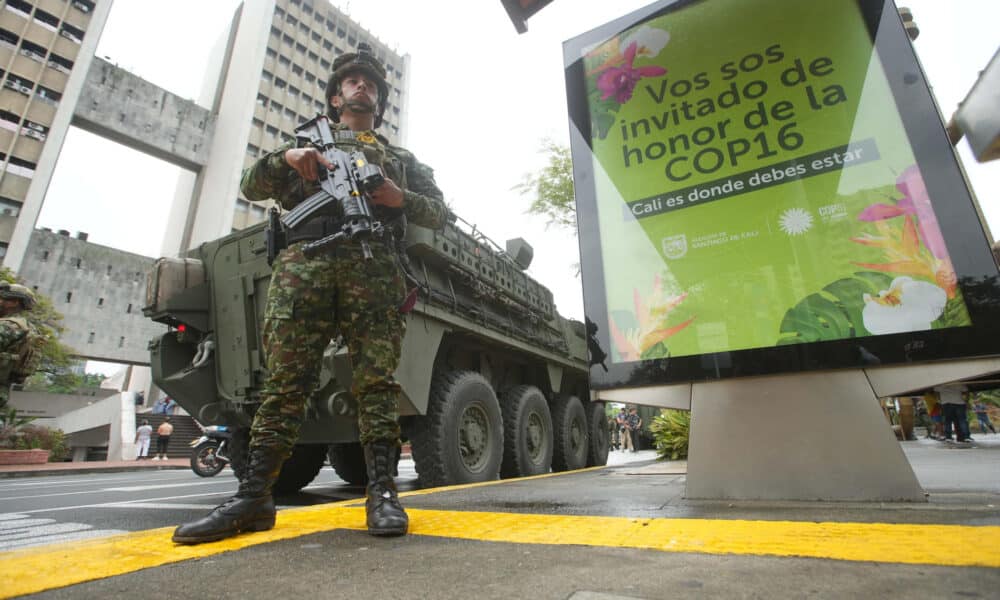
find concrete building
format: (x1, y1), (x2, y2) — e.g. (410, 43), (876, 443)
(0, 0), (107, 265)
(3, 0), (411, 267)
(21, 227), (166, 364)
(162, 0), (411, 255)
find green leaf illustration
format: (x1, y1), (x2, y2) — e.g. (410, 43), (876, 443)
(776, 272), (893, 345)
(934, 290), (972, 328)
(640, 340), (670, 360)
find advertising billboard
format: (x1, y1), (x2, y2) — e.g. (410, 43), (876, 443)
(564, 0), (1000, 388)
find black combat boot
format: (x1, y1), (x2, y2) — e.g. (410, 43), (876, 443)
(364, 441), (408, 536)
(172, 447), (283, 544)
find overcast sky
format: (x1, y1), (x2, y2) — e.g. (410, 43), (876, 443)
(37, 0), (1000, 327)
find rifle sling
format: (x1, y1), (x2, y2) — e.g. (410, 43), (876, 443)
(285, 216), (342, 244)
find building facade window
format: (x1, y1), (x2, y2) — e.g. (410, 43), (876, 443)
(4, 0), (32, 20)
(0, 196), (21, 217)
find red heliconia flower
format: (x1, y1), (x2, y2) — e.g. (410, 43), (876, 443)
(596, 42), (666, 104)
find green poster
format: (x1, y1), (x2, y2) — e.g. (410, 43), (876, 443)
(581, 0), (971, 364)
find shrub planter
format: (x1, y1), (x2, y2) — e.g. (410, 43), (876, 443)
(0, 449), (51, 465)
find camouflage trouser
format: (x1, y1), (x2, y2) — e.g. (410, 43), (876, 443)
(250, 242), (406, 459)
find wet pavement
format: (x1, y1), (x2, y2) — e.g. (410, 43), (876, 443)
(3, 439), (999, 599)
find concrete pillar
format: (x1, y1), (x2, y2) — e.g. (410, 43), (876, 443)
(686, 369), (925, 502)
(108, 392), (137, 461)
(161, 0), (276, 255)
(127, 366), (151, 401)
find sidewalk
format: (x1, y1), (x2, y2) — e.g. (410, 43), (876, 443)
(2, 434), (996, 479)
(0, 457), (189, 478)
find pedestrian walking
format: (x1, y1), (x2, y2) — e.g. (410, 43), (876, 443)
(626, 407), (642, 452)
(973, 400), (996, 435)
(135, 419), (152, 460)
(934, 384), (971, 443)
(154, 417), (173, 460)
(617, 408), (632, 452)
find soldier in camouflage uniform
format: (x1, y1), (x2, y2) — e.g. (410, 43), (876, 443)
(173, 43), (448, 544)
(0, 282), (40, 409)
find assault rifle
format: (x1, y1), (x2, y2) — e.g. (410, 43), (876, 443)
(272, 115), (385, 262)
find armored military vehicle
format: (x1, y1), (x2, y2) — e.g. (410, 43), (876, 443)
(145, 217), (608, 493)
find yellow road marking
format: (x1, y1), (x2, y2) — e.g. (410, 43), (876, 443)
(394, 465), (608, 498)
(3, 500), (999, 598)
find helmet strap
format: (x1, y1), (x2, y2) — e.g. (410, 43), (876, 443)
(341, 99), (375, 114)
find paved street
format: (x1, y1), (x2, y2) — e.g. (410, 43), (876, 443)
(0, 451), (658, 551)
(2, 444), (998, 599)
(0, 460), (426, 551)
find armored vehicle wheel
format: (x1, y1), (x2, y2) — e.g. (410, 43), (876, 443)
(328, 442), (368, 486)
(499, 385), (553, 478)
(584, 401), (610, 467)
(228, 427), (250, 482)
(407, 370), (503, 488)
(273, 444), (327, 495)
(551, 395), (588, 472)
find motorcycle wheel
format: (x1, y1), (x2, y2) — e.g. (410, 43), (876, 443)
(191, 441), (226, 477)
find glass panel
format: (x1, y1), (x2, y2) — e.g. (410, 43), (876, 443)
(564, 0), (1000, 388)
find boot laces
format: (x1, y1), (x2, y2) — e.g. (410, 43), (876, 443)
(370, 481), (401, 508)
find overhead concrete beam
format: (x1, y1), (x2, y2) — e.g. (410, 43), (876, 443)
(72, 58), (214, 171)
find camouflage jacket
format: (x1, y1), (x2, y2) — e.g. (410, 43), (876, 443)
(240, 123), (449, 230)
(0, 316), (40, 386)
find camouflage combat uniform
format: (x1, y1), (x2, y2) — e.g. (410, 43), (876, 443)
(0, 316), (39, 405)
(241, 123), (448, 459)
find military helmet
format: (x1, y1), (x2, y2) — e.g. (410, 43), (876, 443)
(0, 282), (35, 310)
(325, 42), (389, 128)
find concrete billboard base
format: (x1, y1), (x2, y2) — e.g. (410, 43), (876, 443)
(686, 369), (925, 502)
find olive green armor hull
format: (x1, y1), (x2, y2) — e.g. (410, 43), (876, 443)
(146, 221), (608, 490)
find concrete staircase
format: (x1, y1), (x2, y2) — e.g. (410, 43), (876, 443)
(140, 414), (201, 459)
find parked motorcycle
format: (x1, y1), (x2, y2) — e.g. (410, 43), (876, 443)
(190, 425), (232, 477)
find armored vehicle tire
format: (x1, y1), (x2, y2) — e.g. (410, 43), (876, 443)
(228, 427), (251, 482)
(584, 401), (610, 467)
(327, 443), (368, 486)
(551, 395), (588, 472)
(273, 444), (328, 495)
(407, 370), (503, 488)
(499, 385), (553, 478)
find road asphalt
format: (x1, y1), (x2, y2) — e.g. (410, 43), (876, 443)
(3, 436), (999, 599)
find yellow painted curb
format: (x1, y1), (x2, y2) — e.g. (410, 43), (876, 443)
(3, 502), (999, 598)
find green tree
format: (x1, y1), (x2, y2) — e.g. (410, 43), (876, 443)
(513, 139), (577, 232)
(80, 372), (107, 388)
